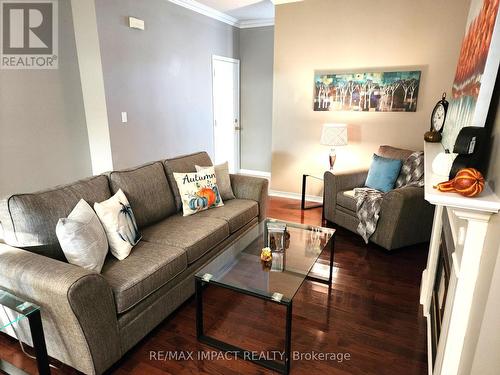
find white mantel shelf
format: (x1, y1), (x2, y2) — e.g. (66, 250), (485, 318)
(424, 142), (500, 213)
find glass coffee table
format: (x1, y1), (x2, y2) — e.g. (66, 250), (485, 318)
(0, 289), (50, 375)
(195, 218), (336, 375)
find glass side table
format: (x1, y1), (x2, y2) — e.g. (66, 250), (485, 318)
(0, 289), (50, 375)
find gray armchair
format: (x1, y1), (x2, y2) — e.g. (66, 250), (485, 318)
(323, 146), (435, 251)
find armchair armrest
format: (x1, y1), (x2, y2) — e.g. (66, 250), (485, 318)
(371, 186), (434, 250)
(230, 174), (269, 222)
(0, 244), (121, 375)
(323, 170), (368, 222)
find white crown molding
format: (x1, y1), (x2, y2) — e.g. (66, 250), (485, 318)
(239, 18), (275, 29)
(168, 0), (239, 27)
(168, 0), (274, 29)
(271, 0), (303, 5)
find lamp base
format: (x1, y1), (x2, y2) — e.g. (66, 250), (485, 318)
(329, 148), (337, 170)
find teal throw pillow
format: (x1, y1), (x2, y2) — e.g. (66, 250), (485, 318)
(365, 154), (403, 193)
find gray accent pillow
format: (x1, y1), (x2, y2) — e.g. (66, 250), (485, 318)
(196, 162), (235, 201)
(56, 199), (109, 273)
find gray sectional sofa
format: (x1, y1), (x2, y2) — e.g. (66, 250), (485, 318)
(0, 151), (268, 375)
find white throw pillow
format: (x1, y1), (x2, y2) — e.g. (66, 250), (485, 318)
(195, 162), (235, 201)
(56, 199), (108, 273)
(173, 166), (224, 216)
(94, 189), (141, 260)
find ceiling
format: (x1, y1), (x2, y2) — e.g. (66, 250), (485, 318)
(195, 0), (275, 21)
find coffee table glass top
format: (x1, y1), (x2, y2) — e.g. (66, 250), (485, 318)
(0, 289), (40, 331)
(195, 219), (335, 303)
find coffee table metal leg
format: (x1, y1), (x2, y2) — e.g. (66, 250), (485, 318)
(27, 310), (50, 375)
(195, 281), (291, 374)
(328, 233), (336, 286)
(195, 279), (204, 339)
(284, 301), (292, 375)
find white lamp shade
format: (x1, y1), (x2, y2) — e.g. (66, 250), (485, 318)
(320, 123), (348, 146)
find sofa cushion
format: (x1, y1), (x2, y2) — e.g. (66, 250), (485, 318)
(141, 214), (229, 264)
(109, 162), (176, 228)
(163, 152), (213, 211)
(336, 190), (357, 212)
(0, 175), (111, 260)
(195, 199), (258, 233)
(101, 241), (187, 314)
(377, 145), (414, 161)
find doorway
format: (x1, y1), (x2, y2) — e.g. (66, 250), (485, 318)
(212, 55), (240, 173)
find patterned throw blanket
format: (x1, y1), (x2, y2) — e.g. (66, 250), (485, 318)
(354, 151), (424, 243)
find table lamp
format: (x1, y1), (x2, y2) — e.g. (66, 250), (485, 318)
(320, 123), (348, 170)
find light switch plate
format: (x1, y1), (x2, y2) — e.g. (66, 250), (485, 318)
(128, 17), (145, 30)
(121, 112), (128, 123)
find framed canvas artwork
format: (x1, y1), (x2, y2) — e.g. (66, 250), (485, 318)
(442, 0), (500, 149)
(314, 70), (421, 112)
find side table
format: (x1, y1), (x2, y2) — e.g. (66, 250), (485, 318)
(301, 174), (324, 210)
(0, 289), (50, 375)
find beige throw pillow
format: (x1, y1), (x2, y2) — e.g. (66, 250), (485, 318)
(195, 162), (235, 201)
(56, 199), (108, 273)
(173, 167), (224, 216)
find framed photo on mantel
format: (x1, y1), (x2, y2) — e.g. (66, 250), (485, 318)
(441, 0), (500, 150)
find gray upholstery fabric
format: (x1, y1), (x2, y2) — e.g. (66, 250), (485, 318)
(336, 191), (357, 212)
(370, 187), (434, 250)
(0, 244), (120, 375)
(324, 164), (434, 250)
(101, 241), (187, 314)
(229, 174), (268, 222)
(117, 218), (258, 352)
(195, 199), (258, 233)
(0, 176), (111, 260)
(0, 151), (270, 375)
(377, 145), (414, 161)
(141, 214), (229, 264)
(109, 162), (176, 228)
(163, 152), (213, 211)
(323, 170), (368, 223)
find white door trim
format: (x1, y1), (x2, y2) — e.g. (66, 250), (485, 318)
(211, 55), (241, 172)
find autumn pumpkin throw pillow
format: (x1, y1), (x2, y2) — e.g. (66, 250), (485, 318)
(173, 167), (224, 216)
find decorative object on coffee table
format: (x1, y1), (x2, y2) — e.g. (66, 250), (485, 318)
(320, 123), (348, 170)
(425, 92), (449, 142)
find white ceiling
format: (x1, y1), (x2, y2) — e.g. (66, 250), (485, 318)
(195, 0), (275, 21)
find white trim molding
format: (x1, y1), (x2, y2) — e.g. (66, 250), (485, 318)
(239, 169), (271, 179)
(168, 0), (238, 26)
(168, 0), (275, 28)
(239, 19), (275, 29)
(270, 190), (323, 203)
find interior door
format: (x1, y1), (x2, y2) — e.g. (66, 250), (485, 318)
(212, 56), (240, 173)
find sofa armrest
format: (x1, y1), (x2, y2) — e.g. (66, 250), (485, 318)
(323, 170), (368, 222)
(230, 174), (269, 222)
(372, 186), (434, 250)
(0, 244), (121, 375)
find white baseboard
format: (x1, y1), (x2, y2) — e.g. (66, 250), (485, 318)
(269, 189), (323, 203)
(238, 169), (271, 179)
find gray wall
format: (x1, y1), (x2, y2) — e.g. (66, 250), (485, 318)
(94, 0), (239, 169)
(0, 0), (91, 198)
(240, 26), (274, 173)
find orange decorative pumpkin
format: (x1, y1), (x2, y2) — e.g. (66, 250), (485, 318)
(198, 187), (216, 207)
(435, 168), (485, 197)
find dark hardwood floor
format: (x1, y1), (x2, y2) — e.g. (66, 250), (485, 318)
(0, 197), (429, 375)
